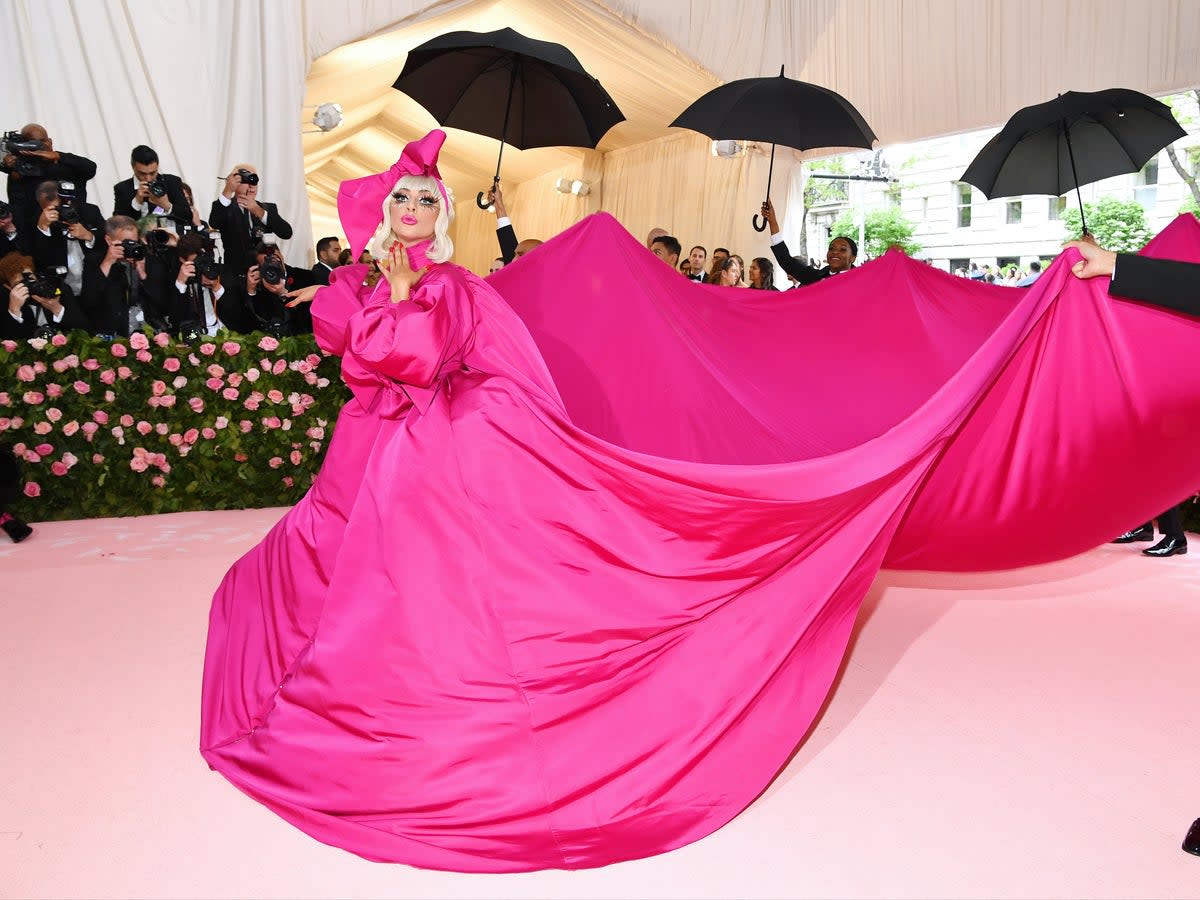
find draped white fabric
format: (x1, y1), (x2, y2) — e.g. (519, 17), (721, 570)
(2, 0), (1198, 275)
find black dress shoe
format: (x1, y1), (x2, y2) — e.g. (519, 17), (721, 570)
(1183, 817), (1200, 856)
(1143, 535), (1187, 557)
(1112, 525), (1155, 543)
(0, 514), (32, 543)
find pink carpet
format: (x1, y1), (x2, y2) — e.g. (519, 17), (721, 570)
(3, 508), (1198, 898)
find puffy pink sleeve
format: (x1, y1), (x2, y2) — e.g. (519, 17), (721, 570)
(311, 264), (372, 357)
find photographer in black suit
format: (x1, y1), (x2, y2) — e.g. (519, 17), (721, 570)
(0, 123), (97, 236)
(243, 241), (313, 336)
(170, 231), (247, 338)
(79, 216), (164, 338)
(0, 251), (89, 340)
(30, 180), (105, 297)
(209, 163), (292, 280)
(113, 145), (193, 229)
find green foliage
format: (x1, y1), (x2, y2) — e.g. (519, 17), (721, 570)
(0, 330), (351, 521)
(1061, 196), (1153, 252)
(1182, 196), (1200, 219)
(830, 206), (922, 259)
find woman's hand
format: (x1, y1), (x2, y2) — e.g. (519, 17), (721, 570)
(285, 284), (320, 308)
(378, 241), (429, 304)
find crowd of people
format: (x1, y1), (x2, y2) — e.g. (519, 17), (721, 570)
(0, 123), (348, 342)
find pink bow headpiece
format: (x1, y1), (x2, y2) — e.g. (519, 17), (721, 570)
(337, 129), (448, 259)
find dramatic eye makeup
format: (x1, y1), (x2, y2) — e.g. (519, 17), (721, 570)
(391, 191), (439, 208)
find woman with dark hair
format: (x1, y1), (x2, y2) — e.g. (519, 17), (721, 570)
(761, 199), (859, 286)
(748, 257), (778, 290)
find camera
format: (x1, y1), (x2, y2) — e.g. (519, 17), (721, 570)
(3, 131), (47, 179)
(3, 130), (44, 154)
(146, 228), (173, 254)
(260, 255), (286, 286)
(236, 168), (259, 186)
(147, 176), (168, 197)
(0, 201), (10, 219)
(195, 250), (221, 281)
(263, 319), (288, 339)
(20, 269), (61, 299)
(120, 238), (148, 261)
(56, 181), (81, 228)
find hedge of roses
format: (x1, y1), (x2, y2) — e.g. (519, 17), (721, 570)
(0, 329), (351, 521)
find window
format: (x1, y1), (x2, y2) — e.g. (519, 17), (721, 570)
(956, 183), (972, 228)
(1048, 196), (1067, 221)
(1006, 200), (1022, 224)
(1135, 156), (1159, 209)
(949, 257), (970, 276)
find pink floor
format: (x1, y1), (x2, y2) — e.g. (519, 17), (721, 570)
(2, 508), (1198, 899)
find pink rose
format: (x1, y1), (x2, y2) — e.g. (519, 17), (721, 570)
(258, 336), (280, 351)
(135, 349), (152, 363)
(159, 395), (176, 408)
(304, 372), (319, 385)
(119, 414), (134, 427)
(272, 359), (287, 376)
(9, 417), (23, 428)
(305, 426), (325, 440)
(16, 365), (35, 382)
(130, 456), (149, 473)
(151, 475), (165, 488)
(52, 359), (70, 373)
(81, 422), (98, 436)
(0, 417), (8, 431)
(239, 420), (252, 433)
(268, 456), (283, 469)
(62, 421), (79, 437)
(214, 416), (229, 429)
(32, 360), (46, 374)
(154, 332), (170, 347)
(243, 397), (260, 411)
(245, 368), (260, 382)
(306, 353), (321, 367)
(151, 380), (167, 396)
(24, 450), (41, 463)
(227, 372), (243, 387)
(22, 391), (44, 404)
(168, 433), (183, 446)
(82, 358), (100, 370)
(283, 476), (294, 487)
(92, 410), (109, 425)
(183, 428), (199, 444)
(46, 384), (63, 399)
(289, 450), (302, 465)
(172, 375), (187, 389)
(110, 343), (128, 358)
(201, 427), (216, 440)
(92, 453), (104, 464)
(222, 341), (241, 355)
(188, 354), (200, 365)
(263, 416), (282, 430)
(199, 342), (217, 356)
(73, 381), (90, 395)
(147, 396), (161, 408)
(309, 441), (323, 453)
(280, 419), (291, 431)
(155, 423), (169, 436)
(296, 360), (313, 374)
(136, 421), (152, 435)
(61, 452), (78, 468)
(291, 404), (304, 417)
(104, 391), (115, 403)
(23, 482), (40, 498)
(45, 407), (62, 422)
(177, 445), (192, 457)
(100, 369), (116, 385)
(33, 422), (52, 435)
(51, 461), (68, 476)
(11, 442), (25, 455)
(222, 387), (238, 401)
(234, 452), (248, 462)
(163, 357), (181, 372)
(205, 377), (223, 391)
(34, 443), (53, 456)
(129, 332), (149, 350)
(117, 366), (133, 380)
(267, 389), (284, 404)
(206, 364), (225, 378)
(188, 397), (204, 414)
(2, 340), (17, 352)
(50, 333), (68, 347)
(0, 392), (9, 406)
(111, 425), (125, 439)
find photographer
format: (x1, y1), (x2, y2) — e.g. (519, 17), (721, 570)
(1, 123), (97, 235)
(0, 201), (24, 261)
(0, 251), (89, 340)
(79, 216), (163, 338)
(242, 241), (313, 336)
(30, 180), (104, 297)
(209, 164), (292, 279)
(170, 231), (247, 338)
(113, 145), (193, 228)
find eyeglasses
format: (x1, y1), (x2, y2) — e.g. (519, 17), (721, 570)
(391, 191), (439, 209)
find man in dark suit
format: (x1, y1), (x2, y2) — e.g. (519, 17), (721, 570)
(0, 123), (97, 236)
(309, 235), (341, 286)
(762, 199), (857, 285)
(209, 163), (292, 279)
(242, 241), (314, 335)
(486, 183), (541, 264)
(0, 251), (90, 339)
(79, 216), (167, 337)
(29, 180), (105, 297)
(113, 145), (193, 230)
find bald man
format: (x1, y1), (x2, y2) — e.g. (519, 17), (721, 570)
(645, 227), (668, 249)
(209, 163), (293, 278)
(0, 122), (97, 235)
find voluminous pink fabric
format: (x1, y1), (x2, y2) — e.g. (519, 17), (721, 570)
(201, 212), (1200, 872)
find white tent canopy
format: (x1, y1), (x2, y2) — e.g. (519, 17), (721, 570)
(3, 0), (1199, 274)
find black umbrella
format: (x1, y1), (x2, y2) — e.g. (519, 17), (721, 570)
(670, 66), (877, 231)
(960, 88), (1185, 234)
(394, 27), (625, 209)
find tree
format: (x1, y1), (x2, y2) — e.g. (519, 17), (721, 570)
(1061, 196), (1152, 252)
(1165, 89), (1200, 212)
(797, 156), (849, 262)
(830, 206), (922, 259)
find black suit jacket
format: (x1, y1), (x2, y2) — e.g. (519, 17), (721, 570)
(113, 173), (193, 228)
(2, 150), (97, 235)
(209, 198), (293, 278)
(770, 238), (833, 286)
(310, 262), (334, 286)
(30, 201), (106, 273)
(1, 282), (90, 340)
(497, 222), (518, 264)
(1110, 254), (1200, 316)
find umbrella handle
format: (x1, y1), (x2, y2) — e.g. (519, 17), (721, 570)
(752, 214), (767, 233)
(476, 176), (501, 211)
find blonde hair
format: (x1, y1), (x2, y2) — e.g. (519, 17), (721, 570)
(367, 174), (455, 263)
